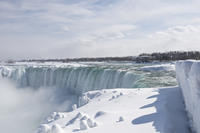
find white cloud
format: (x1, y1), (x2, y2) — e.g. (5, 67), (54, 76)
(0, 0), (200, 59)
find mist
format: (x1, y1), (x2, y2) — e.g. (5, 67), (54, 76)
(0, 78), (77, 133)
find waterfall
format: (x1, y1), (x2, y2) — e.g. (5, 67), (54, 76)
(0, 65), (139, 95)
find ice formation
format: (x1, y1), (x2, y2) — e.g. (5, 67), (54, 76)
(176, 60), (200, 133)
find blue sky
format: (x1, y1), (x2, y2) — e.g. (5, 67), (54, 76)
(1, 0), (200, 59)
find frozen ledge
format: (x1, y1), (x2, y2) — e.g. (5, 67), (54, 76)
(176, 60), (200, 133)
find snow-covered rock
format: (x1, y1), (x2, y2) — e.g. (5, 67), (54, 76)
(51, 124), (64, 133)
(80, 120), (89, 130)
(36, 124), (64, 133)
(117, 116), (124, 122)
(65, 112), (83, 126)
(176, 60), (200, 133)
(46, 112), (64, 123)
(36, 124), (51, 133)
(87, 118), (97, 128)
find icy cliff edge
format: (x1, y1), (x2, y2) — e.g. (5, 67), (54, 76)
(176, 60), (200, 133)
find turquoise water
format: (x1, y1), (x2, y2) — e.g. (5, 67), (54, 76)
(83, 62), (177, 88)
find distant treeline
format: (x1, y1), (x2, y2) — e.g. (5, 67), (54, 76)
(14, 51), (200, 63)
(20, 56), (134, 63)
(137, 51), (200, 62)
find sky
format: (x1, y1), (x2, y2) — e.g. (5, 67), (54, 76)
(1, 0), (200, 60)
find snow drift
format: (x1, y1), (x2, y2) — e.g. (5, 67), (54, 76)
(35, 87), (190, 133)
(176, 60), (200, 133)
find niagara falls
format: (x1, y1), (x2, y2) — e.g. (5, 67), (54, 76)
(0, 60), (191, 133)
(1, 0), (200, 133)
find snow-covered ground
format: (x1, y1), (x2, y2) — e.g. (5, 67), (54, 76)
(36, 87), (190, 133)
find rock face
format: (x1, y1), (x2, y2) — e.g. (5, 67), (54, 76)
(176, 60), (200, 133)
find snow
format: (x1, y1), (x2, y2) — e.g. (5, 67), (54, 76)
(35, 87), (190, 133)
(176, 60), (200, 133)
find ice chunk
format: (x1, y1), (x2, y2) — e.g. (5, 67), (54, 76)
(72, 104), (77, 110)
(78, 95), (90, 107)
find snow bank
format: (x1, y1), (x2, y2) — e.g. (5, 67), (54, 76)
(176, 60), (200, 133)
(36, 88), (189, 133)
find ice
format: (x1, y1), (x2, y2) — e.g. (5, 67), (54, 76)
(78, 95), (90, 107)
(176, 60), (200, 133)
